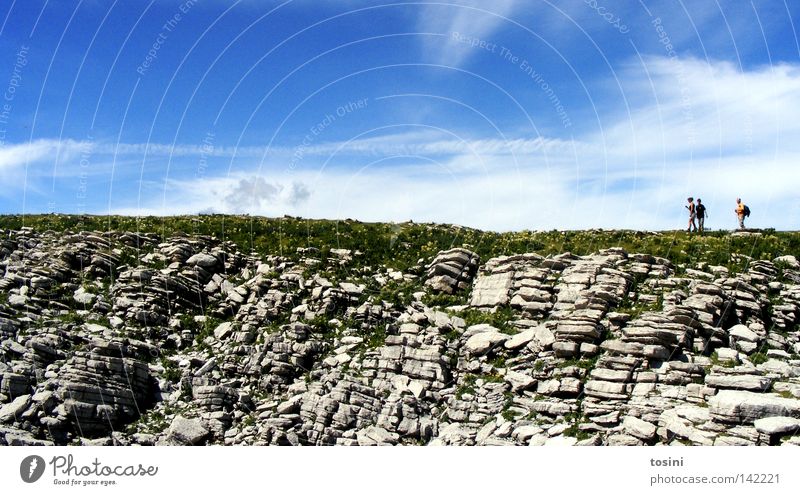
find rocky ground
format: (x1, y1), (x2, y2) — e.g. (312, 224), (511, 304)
(1, 224), (800, 446)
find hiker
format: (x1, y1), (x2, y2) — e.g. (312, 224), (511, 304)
(685, 197), (697, 232)
(696, 198), (707, 233)
(735, 198), (746, 229)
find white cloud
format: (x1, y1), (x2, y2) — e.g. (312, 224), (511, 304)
(0, 139), (80, 172)
(5, 55), (800, 230)
(416, 0), (520, 67)
(601, 56), (800, 161)
(224, 176), (281, 212)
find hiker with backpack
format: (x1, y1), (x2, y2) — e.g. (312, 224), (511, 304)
(696, 199), (707, 233)
(735, 198), (750, 229)
(686, 197), (697, 232)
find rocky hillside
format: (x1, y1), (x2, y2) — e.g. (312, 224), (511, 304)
(1, 216), (800, 446)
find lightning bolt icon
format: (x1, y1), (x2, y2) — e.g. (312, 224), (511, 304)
(28, 458), (38, 479)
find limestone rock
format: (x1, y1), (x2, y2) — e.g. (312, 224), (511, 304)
(622, 416), (657, 442)
(167, 416), (210, 445)
(0, 394), (31, 423)
(463, 325), (508, 355)
(753, 416), (800, 436)
(709, 390), (800, 424)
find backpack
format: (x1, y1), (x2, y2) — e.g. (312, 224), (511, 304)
(743, 205), (751, 217)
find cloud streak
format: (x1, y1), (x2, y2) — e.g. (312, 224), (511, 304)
(5, 55), (800, 230)
(417, 0), (521, 67)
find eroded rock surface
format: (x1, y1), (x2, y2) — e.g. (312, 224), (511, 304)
(2, 227), (800, 446)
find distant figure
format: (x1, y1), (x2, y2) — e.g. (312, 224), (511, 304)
(686, 197), (697, 232)
(696, 198), (707, 233)
(735, 198), (746, 230)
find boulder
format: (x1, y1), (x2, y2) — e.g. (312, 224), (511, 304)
(186, 253), (219, 268)
(356, 426), (399, 446)
(0, 394), (31, 423)
(753, 416), (800, 436)
(504, 370), (535, 391)
(504, 326), (554, 351)
(709, 390), (800, 424)
(463, 326), (508, 355)
(622, 416), (657, 441)
(424, 248), (479, 294)
(167, 416), (209, 445)
(705, 374), (771, 392)
(729, 324), (759, 343)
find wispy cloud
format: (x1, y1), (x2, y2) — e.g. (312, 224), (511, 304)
(0, 139), (79, 172)
(603, 56), (800, 160)
(0, 133), (577, 175)
(416, 0), (520, 67)
(6, 55), (800, 230)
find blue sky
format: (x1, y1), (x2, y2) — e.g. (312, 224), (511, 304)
(0, 0), (799, 231)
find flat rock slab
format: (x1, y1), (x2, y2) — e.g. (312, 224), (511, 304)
(622, 416), (657, 441)
(705, 374), (771, 392)
(504, 370), (536, 392)
(356, 426), (399, 446)
(729, 324), (759, 343)
(709, 390), (800, 424)
(504, 326), (554, 350)
(464, 327), (508, 355)
(753, 416), (800, 435)
(470, 272), (513, 307)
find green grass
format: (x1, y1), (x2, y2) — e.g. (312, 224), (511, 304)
(373, 279), (420, 308)
(557, 356), (599, 371)
(4, 215), (799, 275)
(616, 292), (665, 318)
(561, 401), (591, 441)
(86, 315), (111, 327)
(454, 306), (517, 334)
(160, 357), (182, 382)
(710, 351), (737, 368)
(421, 291), (470, 308)
(58, 312), (85, 325)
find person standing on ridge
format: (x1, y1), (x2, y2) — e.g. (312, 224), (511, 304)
(735, 198), (746, 230)
(696, 198), (707, 233)
(686, 197), (697, 233)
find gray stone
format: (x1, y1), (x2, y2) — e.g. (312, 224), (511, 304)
(584, 380), (630, 399)
(8, 294), (28, 307)
(504, 325), (554, 351)
(0, 394), (31, 423)
(753, 416), (800, 435)
(774, 255), (799, 269)
(552, 341), (579, 358)
(729, 324), (759, 343)
(715, 348), (740, 364)
(709, 390), (800, 424)
(194, 357), (217, 377)
(356, 426), (399, 446)
(504, 328), (536, 350)
(470, 272), (513, 307)
(186, 253), (218, 268)
(504, 370), (535, 391)
(73, 287), (96, 305)
(464, 327), (508, 355)
(622, 416), (657, 441)
(705, 374), (771, 392)
(167, 416), (209, 445)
